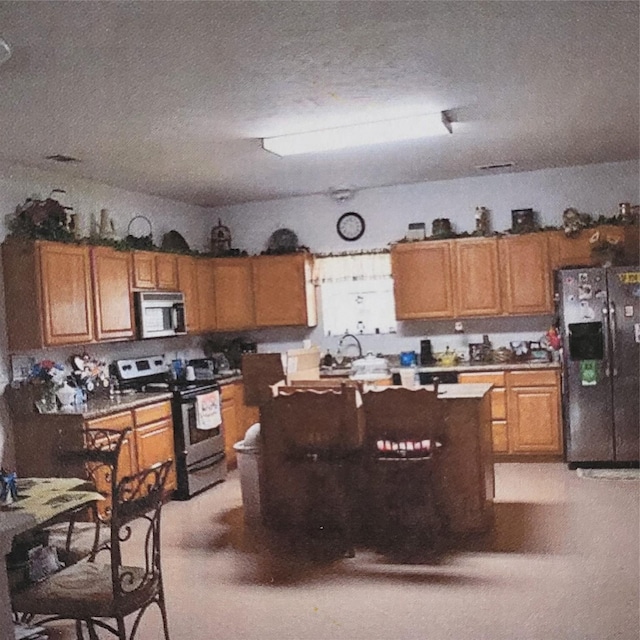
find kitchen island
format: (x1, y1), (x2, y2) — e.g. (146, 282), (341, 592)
(259, 382), (495, 545)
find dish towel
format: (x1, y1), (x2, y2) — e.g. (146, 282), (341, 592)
(196, 390), (222, 430)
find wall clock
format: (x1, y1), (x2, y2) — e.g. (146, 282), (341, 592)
(337, 211), (365, 241)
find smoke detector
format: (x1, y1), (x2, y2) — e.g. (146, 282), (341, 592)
(329, 188), (355, 203)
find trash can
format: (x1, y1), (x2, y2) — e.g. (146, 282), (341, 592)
(233, 423), (262, 524)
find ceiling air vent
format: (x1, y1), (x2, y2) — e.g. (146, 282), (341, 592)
(45, 154), (81, 163)
(475, 161), (515, 171)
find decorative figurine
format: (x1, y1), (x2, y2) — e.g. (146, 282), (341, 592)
(475, 206), (491, 236)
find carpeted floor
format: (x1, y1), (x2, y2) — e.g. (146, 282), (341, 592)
(33, 462), (640, 640)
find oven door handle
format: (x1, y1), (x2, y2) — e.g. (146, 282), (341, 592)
(189, 454), (225, 473)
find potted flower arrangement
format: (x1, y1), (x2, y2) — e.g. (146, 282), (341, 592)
(28, 360), (68, 412)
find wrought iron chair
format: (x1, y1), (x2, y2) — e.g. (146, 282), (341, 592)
(362, 387), (447, 552)
(12, 426), (173, 640)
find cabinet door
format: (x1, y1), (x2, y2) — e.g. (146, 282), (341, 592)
(195, 258), (217, 332)
(221, 383), (239, 469)
(499, 234), (552, 315)
(453, 238), (501, 317)
(91, 247), (135, 341)
(547, 229), (596, 271)
(458, 371), (507, 453)
(507, 384), (562, 454)
(132, 251), (157, 289)
(85, 411), (137, 519)
(253, 254), (316, 327)
(39, 242), (95, 345)
(177, 255), (200, 333)
(135, 418), (177, 492)
(155, 253), (179, 290)
(214, 258), (255, 330)
(391, 241), (454, 319)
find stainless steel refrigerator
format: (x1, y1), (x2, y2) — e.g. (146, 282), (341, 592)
(556, 266), (640, 465)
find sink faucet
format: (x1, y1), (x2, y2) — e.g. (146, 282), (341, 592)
(338, 333), (363, 359)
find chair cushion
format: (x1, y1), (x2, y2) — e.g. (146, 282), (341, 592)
(12, 561), (159, 619)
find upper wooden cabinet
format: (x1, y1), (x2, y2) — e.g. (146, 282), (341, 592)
(132, 251), (178, 290)
(499, 233), (553, 315)
(91, 246), (135, 341)
(2, 239), (95, 350)
(176, 255), (200, 333)
(549, 225), (640, 271)
(391, 241), (455, 319)
(195, 258), (217, 332)
(213, 258), (255, 330)
(453, 238), (502, 317)
(252, 254), (317, 327)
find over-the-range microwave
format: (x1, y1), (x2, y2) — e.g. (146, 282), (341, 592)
(134, 291), (187, 339)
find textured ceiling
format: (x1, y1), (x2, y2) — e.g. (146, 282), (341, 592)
(0, 1), (637, 208)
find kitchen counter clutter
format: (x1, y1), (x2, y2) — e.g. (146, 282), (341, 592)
(5, 388), (179, 506)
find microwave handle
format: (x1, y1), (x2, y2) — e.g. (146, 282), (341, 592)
(172, 303), (186, 333)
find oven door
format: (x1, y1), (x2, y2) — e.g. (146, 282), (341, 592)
(179, 396), (225, 467)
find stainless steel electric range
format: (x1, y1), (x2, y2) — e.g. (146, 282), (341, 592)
(114, 355), (226, 500)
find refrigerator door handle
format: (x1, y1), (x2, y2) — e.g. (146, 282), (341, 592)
(609, 302), (618, 377)
(602, 304), (611, 377)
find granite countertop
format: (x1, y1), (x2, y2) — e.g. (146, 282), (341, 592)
(364, 382), (492, 398)
(389, 360), (561, 374)
(39, 391), (174, 419)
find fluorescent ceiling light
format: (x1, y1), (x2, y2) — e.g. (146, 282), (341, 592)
(262, 111), (452, 156)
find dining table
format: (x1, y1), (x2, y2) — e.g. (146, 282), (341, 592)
(0, 477), (103, 640)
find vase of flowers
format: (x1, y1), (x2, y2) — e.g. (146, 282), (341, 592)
(28, 360), (68, 411)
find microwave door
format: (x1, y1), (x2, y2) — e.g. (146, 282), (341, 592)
(142, 306), (175, 338)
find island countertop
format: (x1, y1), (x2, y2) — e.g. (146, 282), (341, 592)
(365, 382), (493, 398)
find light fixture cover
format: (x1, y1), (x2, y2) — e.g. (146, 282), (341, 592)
(263, 111), (452, 156)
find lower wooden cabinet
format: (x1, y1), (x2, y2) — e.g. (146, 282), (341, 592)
(506, 370), (562, 454)
(458, 368), (562, 455)
(221, 382), (260, 470)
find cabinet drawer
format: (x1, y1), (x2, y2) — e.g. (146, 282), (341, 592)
(458, 371), (505, 387)
(220, 382), (238, 402)
(85, 411), (134, 432)
(134, 401), (173, 426)
(507, 370), (558, 387)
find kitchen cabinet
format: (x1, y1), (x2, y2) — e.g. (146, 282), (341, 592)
(91, 246), (135, 341)
(9, 396), (177, 519)
(453, 237), (502, 317)
(252, 254), (317, 327)
(133, 401), (177, 493)
(391, 240), (455, 319)
(214, 258), (255, 330)
(177, 255), (200, 333)
(195, 257), (217, 332)
(458, 367), (561, 455)
(221, 381), (259, 470)
(221, 383), (241, 469)
(506, 370), (562, 454)
(132, 251), (179, 290)
(458, 371), (507, 453)
(548, 225), (640, 271)
(499, 233), (553, 315)
(84, 411), (138, 519)
(2, 239), (95, 350)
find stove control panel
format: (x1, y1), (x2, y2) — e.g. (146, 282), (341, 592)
(115, 356), (168, 381)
